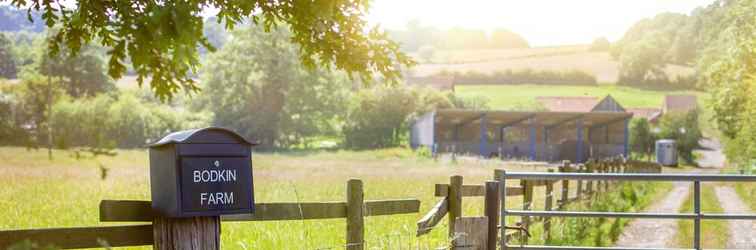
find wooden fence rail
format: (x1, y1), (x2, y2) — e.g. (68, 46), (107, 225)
(0, 179), (420, 250)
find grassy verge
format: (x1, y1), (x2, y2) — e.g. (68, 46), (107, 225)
(735, 183), (756, 211)
(675, 184), (728, 248)
(520, 181), (672, 247)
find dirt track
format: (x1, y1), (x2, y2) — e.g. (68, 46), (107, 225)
(614, 182), (691, 248)
(714, 186), (756, 249)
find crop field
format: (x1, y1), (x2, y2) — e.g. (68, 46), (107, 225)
(410, 46), (694, 83)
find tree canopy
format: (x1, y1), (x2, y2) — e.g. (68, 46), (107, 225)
(4, 0), (414, 100)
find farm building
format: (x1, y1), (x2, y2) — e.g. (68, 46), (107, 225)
(663, 95), (698, 113)
(410, 95), (632, 163)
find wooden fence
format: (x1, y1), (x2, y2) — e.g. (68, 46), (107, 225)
(0, 179), (419, 250)
(416, 157), (662, 249)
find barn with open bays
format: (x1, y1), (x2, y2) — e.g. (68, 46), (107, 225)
(410, 109), (632, 163)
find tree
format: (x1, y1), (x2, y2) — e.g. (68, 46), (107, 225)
(417, 45), (435, 63)
(0, 33), (17, 79)
(657, 111), (702, 164)
(617, 38), (667, 84)
(193, 25), (350, 148)
(38, 45), (115, 98)
(629, 118), (654, 160)
(489, 29), (529, 49)
(5, 0), (414, 100)
(589, 37), (611, 52)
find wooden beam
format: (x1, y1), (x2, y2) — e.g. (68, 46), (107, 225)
(456, 113), (486, 127)
(498, 114), (536, 128)
(100, 199), (419, 222)
(416, 199), (448, 236)
(0, 225), (152, 249)
(545, 114), (583, 130)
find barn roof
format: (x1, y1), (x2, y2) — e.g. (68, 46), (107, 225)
(663, 95), (697, 113)
(431, 109), (632, 128)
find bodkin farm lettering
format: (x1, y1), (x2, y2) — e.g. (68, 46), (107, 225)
(194, 160), (238, 206)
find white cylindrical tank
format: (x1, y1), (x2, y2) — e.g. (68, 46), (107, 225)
(656, 139), (678, 166)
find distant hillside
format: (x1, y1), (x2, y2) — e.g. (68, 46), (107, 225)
(408, 45), (694, 83)
(0, 6), (44, 32)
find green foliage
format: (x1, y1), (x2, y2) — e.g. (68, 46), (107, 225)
(6, 0), (414, 101)
(342, 86), (458, 149)
(657, 111), (702, 164)
(38, 44), (114, 98)
(4, 72), (64, 146)
(589, 37), (611, 52)
(0, 33), (17, 78)
(51, 91), (210, 149)
(440, 68), (597, 85)
(629, 118), (654, 159)
(194, 25), (350, 149)
(696, 0), (756, 167)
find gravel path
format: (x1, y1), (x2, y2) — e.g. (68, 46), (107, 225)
(694, 138), (727, 168)
(714, 186), (756, 249)
(614, 182), (690, 248)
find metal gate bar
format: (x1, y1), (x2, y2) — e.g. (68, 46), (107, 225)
(495, 170), (756, 250)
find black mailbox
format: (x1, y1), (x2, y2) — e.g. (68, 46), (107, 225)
(148, 127), (255, 217)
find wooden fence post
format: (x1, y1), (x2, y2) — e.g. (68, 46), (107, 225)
(544, 169), (554, 243)
(484, 181), (499, 250)
(346, 179), (364, 250)
(449, 175), (463, 238)
(576, 164), (584, 200)
(559, 161), (570, 207)
(153, 216), (220, 250)
(521, 180), (533, 243)
(586, 162), (594, 195)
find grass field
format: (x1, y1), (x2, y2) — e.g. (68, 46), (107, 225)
(0, 147), (546, 249)
(0, 147), (674, 249)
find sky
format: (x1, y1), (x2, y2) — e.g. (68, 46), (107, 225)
(366, 0), (714, 47)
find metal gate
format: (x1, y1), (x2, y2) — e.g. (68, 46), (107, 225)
(496, 170), (756, 250)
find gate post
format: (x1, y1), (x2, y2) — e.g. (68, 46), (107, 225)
(153, 216), (220, 250)
(449, 175), (463, 238)
(544, 170), (554, 243)
(346, 179), (365, 250)
(484, 181), (499, 250)
(559, 161), (570, 207)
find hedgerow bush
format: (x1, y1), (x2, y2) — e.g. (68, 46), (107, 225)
(436, 68), (598, 86)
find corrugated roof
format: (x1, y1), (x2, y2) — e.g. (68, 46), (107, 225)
(664, 95), (697, 113)
(536, 96), (600, 112)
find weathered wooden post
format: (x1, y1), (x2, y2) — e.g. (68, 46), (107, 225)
(346, 179), (364, 250)
(559, 161), (570, 207)
(484, 181), (499, 250)
(586, 162), (594, 195)
(449, 175), (463, 238)
(543, 169), (554, 242)
(148, 128), (256, 250)
(576, 164), (584, 200)
(520, 179), (533, 243)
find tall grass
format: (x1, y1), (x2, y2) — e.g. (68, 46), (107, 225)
(522, 181), (671, 247)
(674, 184), (728, 249)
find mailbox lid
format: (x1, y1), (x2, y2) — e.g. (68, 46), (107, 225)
(179, 157), (254, 214)
(150, 127), (256, 147)
(177, 144), (250, 157)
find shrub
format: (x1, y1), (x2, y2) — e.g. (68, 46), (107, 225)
(438, 68), (597, 86)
